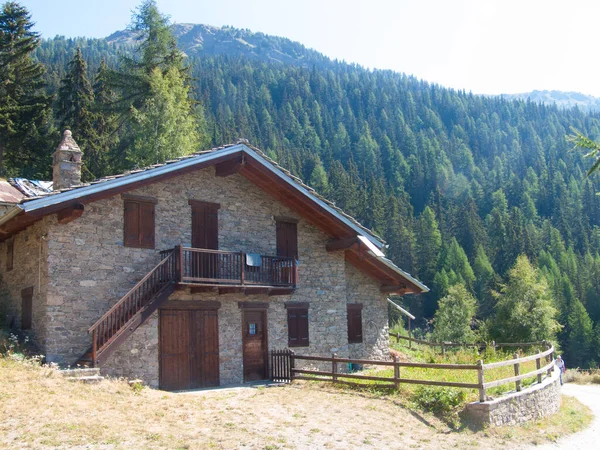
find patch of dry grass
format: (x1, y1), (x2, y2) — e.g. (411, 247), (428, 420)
(564, 369), (600, 385)
(0, 355), (592, 449)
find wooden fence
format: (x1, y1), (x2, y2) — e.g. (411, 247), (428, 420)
(270, 343), (556, 402)
(389, 333), (545, 355)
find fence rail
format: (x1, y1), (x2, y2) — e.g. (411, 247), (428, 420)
(390, 333), (546, 354)
(270, 342), (556, 402)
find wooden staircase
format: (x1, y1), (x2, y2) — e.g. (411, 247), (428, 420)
(85, 249), (178, 366)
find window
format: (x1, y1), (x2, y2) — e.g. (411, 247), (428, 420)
(6, 239), (14, 272)
(286, 303), (309, 347)
(21, 287), (33, 330)
(276, 219), (298, 259)
(347, 304), (363, 344)
(123, 196), (156, 249)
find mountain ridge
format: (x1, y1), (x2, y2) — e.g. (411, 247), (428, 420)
(105, 23), (330, 68)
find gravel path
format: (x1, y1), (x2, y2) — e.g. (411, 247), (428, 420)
(533, 383), (600, 449)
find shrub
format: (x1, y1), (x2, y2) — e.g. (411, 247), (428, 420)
(411, 386), (467, 427)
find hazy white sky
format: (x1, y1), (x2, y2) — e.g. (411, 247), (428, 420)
(19, 0), (600, 96)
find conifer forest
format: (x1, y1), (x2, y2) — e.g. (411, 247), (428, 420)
(3, 1), (600, 369)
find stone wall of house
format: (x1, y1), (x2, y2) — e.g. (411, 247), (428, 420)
(38, 165), (390, 383)
(464, 369), (561, 427)
(0, 218), (50, 351)
(345, 261), (390, 361)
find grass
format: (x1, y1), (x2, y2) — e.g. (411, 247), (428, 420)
(0, 353), (593, 449)
(334, 341), (548, 402)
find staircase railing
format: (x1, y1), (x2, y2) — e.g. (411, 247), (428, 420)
(88, 248), (178, 364)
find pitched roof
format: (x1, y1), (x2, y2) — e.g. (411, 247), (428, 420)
(0, 141), (428, 294)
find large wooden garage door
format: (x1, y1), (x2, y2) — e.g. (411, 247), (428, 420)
(160, 309), (219, 390)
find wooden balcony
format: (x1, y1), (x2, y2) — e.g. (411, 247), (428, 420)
(165, 246), (298, 295)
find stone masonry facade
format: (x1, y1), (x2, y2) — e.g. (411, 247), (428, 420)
(0, 165), (390, 387)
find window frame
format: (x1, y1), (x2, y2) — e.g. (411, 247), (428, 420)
(285, 302), (310, 347)
(347, 303), (363, 344)
(123, 195), (157, 249)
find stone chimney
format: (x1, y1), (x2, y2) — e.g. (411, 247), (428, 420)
(52, 130), (82, 190)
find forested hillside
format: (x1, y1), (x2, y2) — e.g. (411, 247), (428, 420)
(8, 7), (600, 367)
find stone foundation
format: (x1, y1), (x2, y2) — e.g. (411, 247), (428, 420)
(464, 369), (561, 427)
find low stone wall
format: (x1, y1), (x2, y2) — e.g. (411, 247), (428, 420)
(464, 369), (561, 427)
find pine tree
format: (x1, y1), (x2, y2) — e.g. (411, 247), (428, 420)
(432, 284), (477, 344)
(56, 48), (97, 160)
(0, 1), (52, 177)
(90, 59), (119, 177)
(415, 206), (442, 286)
(565, 299), (594, 368)
(110, 0), (203, 168)
(490, 255), (560, 343)
(473, 245), (496, 318)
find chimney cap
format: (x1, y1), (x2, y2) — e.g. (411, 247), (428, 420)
(56, 129), (81, 153)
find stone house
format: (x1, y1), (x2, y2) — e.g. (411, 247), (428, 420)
(0, 131), (427, 389)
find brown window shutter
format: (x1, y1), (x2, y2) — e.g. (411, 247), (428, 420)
(287, 306), (309, 347)
(139, 202), (155, 249)
(276, 221), (298, 259)
(124, 199), (155, 249)
(7, 239), (14, 272)
(287, 309), (299, 346)
(21, 287), (33, 330)
(347, 304), (363, 344)
(123, 200), (140, 247)
(298, 308), (309, 346)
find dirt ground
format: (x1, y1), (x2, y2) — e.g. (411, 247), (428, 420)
(0, 358), (592, 449)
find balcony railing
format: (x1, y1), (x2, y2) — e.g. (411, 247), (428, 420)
(175, 246), (297, 288)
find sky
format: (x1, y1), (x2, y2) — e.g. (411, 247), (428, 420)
(18, 0), (600, 97)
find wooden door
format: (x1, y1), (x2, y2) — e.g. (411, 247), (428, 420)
(242, 309), (268, 381)
(160, 309), (220, 390)
(191, 201), (219, 280)
(190, 310), (220, 388)
(159, 310), (191, 390)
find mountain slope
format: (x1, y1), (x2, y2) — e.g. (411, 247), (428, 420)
(501, 90), (600, 112)
(106, 23), (329, 67)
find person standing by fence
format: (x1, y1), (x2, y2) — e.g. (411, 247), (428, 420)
(556, 355), (566, 385)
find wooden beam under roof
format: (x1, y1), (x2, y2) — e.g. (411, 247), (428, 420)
(57, 203), (85, 224)
(326, 236), (359, 252)
(215, 155), (243, 177)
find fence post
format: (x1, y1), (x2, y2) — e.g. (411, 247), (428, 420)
(396, 332), (400, 344)
(513, 352), (521, 392)
(544, 341), (552, 377)
(536, 350), (542, 384)
(477, 359), (485, 402)
(408, 318), (412, 348)
(332, 353), (338, 384)
(290, 350), (295, 381)
(393, 355), (400, 390)
(441, 342), (446, 356)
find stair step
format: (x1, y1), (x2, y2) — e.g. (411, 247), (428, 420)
(68, 375), (104, 384)
(61, 368), (101, 378)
